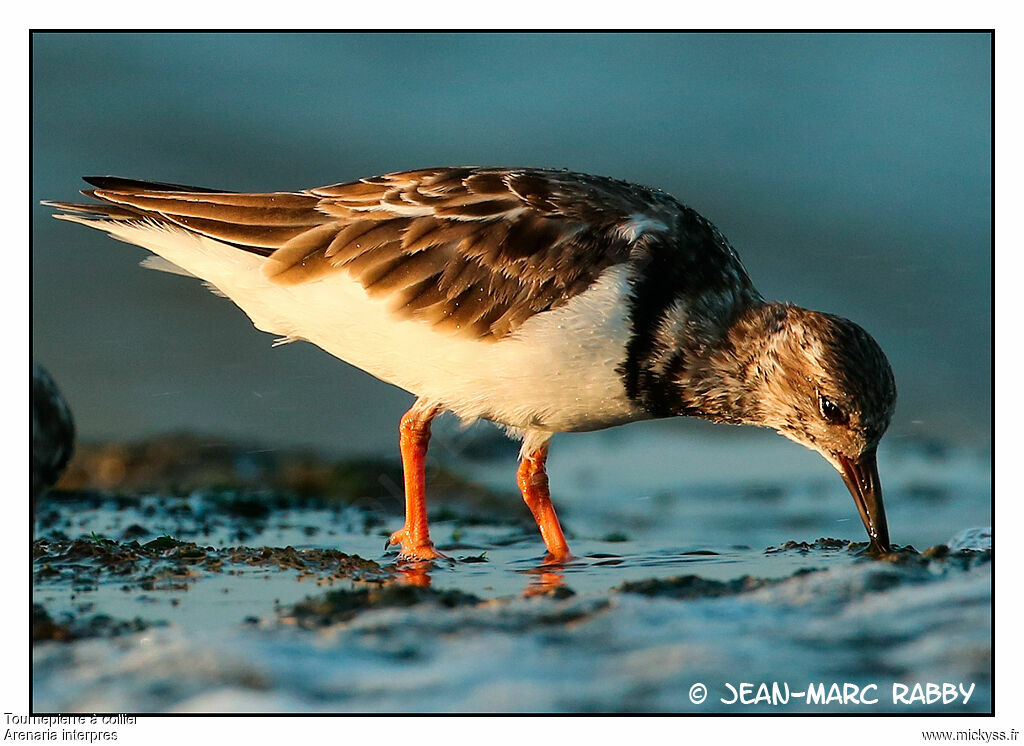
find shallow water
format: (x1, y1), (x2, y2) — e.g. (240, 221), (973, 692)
(32, 429), (991, 714)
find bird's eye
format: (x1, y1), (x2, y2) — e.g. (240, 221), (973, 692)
(818, 394), (847, 425)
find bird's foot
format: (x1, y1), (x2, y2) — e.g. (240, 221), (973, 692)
(384, 528), (448, 561)
(540, 549), (576, 566)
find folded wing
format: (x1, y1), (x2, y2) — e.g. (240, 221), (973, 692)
(50, 167), (681, 339)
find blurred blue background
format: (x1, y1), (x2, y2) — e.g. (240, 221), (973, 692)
(31, 32), (991, 456)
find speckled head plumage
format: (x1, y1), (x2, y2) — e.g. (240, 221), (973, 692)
(749, 305), (896, 455)
(682, 302), (897, 552)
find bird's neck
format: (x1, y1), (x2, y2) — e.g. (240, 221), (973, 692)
(629, 300), (787, 426)
(688, 302), (795, 424)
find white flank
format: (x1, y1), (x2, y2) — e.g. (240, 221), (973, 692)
(67, 217), (648, 444)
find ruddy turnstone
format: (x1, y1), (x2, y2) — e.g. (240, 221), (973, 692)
(47, 167), (896, 560)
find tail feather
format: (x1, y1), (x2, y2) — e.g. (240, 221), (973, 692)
(82, 175), (231, 193)
(44, 175), (236, 224)
(43, 199), (142, 220)
(46, 177), (324, 258)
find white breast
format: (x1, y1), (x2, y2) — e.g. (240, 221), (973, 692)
(102, 222), (648, 435)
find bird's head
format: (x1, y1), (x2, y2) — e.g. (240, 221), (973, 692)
(716, 304), (897, 552)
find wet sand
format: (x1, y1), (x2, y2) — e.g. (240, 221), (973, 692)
(33, 431), (991, 713)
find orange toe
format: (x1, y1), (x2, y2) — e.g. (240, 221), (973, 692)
(386, 528), (448, 561)
(541, 549), (575, 566)
(399, 544), (448, 561)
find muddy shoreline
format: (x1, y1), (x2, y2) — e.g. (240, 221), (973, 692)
(33, 435), (992, 713)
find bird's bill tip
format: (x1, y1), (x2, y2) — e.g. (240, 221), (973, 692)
(836, 448), (891, 554)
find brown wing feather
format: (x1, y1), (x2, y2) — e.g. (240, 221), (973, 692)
(59, 167), (681, 339)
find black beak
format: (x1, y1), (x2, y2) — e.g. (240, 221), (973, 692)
(836, 448), (891, 554)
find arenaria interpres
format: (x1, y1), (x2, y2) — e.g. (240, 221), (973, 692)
(32, 363), (75, 499)
(47, 167), (896, 560)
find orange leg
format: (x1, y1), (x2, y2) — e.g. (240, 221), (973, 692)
(385, 401), (446, 561)
(517, 445), (572, 563)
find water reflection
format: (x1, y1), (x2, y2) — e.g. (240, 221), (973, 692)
(391, 554), (577, 596)
(393, 558), (436, 588)
(522, 566), (567, 598)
